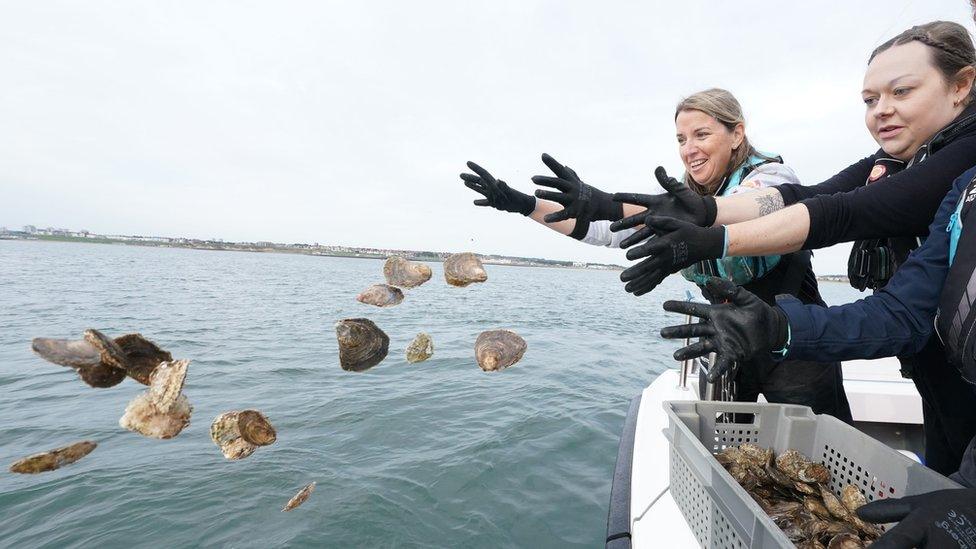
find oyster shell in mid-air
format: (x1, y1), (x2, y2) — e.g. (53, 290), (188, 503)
(210, 410), (277, 460)
(114, 333), (173, 385)
(282, 481), (316, 512)
(405, 333), (434, 363)
(474, 329), (527, 372)
(31, 330), (172, 387)
(383, 256), (432, 289)
(443, 252), (487, 287)
(335, 318), (389, 372)
(9, 440), (97, 474)
(356, 284), (404, 307)
(119, 359), (192, 439)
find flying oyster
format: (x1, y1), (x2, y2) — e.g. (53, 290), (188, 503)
(443, 252), (487, 287)
(384, 256), (432, 288)
(356, 284), (404, 307)
(210, 410), (277, 460)
(282, 481), (316, 511)
(119, 359), (192, 439)
(405, 333), (434, 363)
(474, 329), (527, 372)
(336, 318), (389, 372)
(114, 334), (173, 385)
(9, 440), (97, 474)
(31, 329), (172, 387)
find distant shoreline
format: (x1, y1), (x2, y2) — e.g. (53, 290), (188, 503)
(0, 234), (624, 271)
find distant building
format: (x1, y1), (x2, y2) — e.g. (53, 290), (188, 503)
(23, 225), (36, 234)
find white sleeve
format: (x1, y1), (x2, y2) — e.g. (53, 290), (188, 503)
(579, 220), (644, 249)
(726, 163), (801, 195)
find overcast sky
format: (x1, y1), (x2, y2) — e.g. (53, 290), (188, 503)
(2, 0), (973, 274)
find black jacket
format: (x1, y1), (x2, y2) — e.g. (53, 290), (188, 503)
(776, 104), (976, 249)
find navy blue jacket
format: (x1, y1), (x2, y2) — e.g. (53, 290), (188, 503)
(776, 166), (976, 361)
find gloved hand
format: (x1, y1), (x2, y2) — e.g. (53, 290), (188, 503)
(857, 489), (976, 548)
(610, 166), (717, 235)
(461, 161), (536, 216)
(614, 215), (726, 295)
(531, 153), (622, 239)
(659, 278), (789, 382)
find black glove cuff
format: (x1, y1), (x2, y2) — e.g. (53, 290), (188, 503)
(703, 226), (727, 260)
(569, 218), (591, 240)
(769, 305), (790, 354)
(515, 193), (536, 216)
(702, 196), (718, 227)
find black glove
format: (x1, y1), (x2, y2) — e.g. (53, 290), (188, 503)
(614, 215), (725, 296)
(531, 153), (622, 239)
(610, 166), (717, 234)
(461, 161), (536, 216)
(857, 489), (976, 548)
(659, 278), (789, 382)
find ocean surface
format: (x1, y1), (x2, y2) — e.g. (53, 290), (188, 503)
(0, 240), (862, 548)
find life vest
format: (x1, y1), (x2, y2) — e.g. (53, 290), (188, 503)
(935, 172), (976, 382)
(848, 109), (976, 291)
(680, 153), (783, 286)
(846, 157), (918, 291)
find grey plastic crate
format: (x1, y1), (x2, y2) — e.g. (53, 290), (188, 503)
(664, 400), (961, 548)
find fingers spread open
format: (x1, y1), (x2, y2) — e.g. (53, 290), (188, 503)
(466, 161), (495, 182)
(673, 339), (716, 361)
(543, 209), (572, 223)
(621, 255), (664, 283)
(531, 175), (572, 192)
(612, 192), (654, 207)
(609, 210), (648, 233)
(706, 354), (735, 382)
(463, 180), (489, 196)
(704, 277), (740, 303)
(655, 166), (682, 192)
(625, 238), (667, 261)
(618, 226), (654, 249)
(534, 189), (569, 204)
(643, 215), (685, 235)
(661, 322), (716, 339)
(629, 271), (668, 296)
(540, 153), (571, 180)
(662, 300), (713, 319)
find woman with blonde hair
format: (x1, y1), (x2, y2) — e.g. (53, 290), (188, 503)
(460, 88), (852, 421)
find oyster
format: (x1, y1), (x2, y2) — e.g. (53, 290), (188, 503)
(383, 256), (431, 288)
(819, 485), (851, 521)
(115, 334), (172, 385)
(840, 485), (867, 514)
(32, 330), (172, 387)
(826, 533), (864, 549)
(803, 496), (832, 520)
(335, 318), (389, 372)
(738, 443), (772, 466)
(282, 481), (316, 512)
(84, 329), (128, 371)
(474, 329), (527, 372)
(210, 410), (276, 460)
(405, 332), (434, 363)
(9, 440), (97, 474)
(31, 337), (100, 368)
(799, 462), (831, 484)
(443, 252), (487, 287)
(119, 359), (192, 439)
(776, 449), (814, 482)
(796, 541), (827, 549)
(356, 284), (404, 307)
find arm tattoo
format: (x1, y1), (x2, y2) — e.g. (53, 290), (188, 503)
(755, 193), (784, 216)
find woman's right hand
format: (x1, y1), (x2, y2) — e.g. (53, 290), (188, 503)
(460, 161), (536, 216)
(610, 167), (717, 234)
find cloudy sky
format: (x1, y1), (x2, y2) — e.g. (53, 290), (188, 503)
(1, 0), (973, 274)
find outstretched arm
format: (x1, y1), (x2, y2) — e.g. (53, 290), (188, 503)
(724, 203), (810, 256)
(659, 172), (966, 365)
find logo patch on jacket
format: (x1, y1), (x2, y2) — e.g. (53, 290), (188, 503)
(868, 164), (887, 182)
